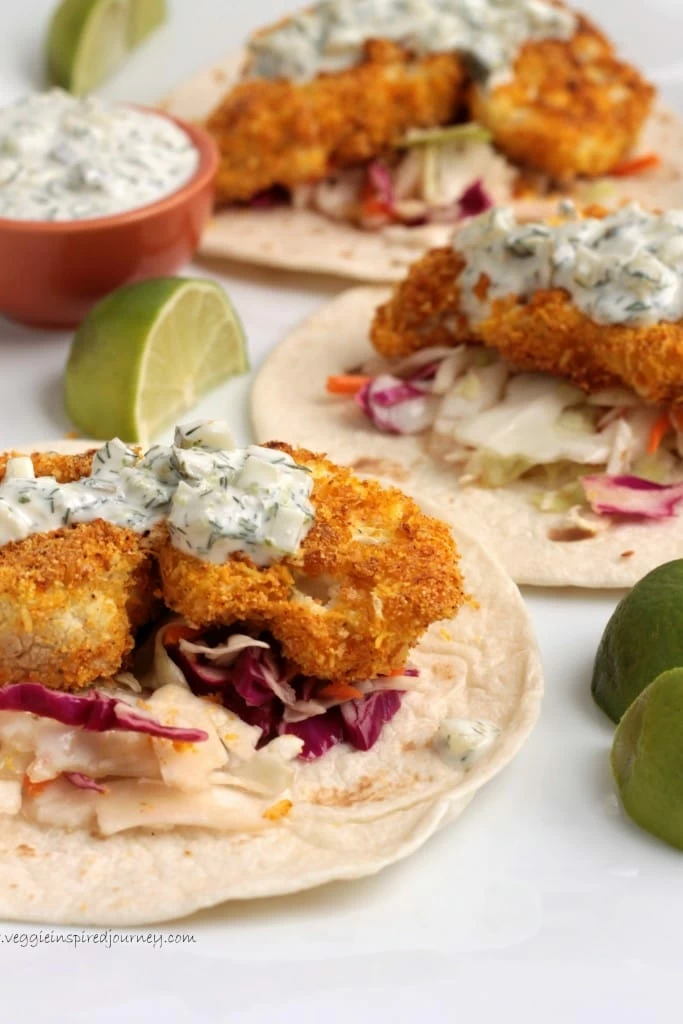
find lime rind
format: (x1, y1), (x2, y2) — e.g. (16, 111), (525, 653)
(612, 667), (683, 851)
(591, 559), (683, 723)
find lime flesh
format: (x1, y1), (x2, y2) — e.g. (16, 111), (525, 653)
(64, 277), (249, 444)
(128, 0), (165, 45)
(612, 668), (683, 850)
(591, 559), (683, 722)
(47, 0), (166, 96)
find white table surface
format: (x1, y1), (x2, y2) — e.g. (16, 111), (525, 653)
(1, 3), (683, 1022)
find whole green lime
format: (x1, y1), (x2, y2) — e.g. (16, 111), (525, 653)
(592, 559), (683, 722)
(612, 667), (683, 849)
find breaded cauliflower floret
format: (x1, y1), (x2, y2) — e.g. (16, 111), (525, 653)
(0, 520), (159, 690)
(0, 450), (160, 690)
(371, 246), (471, 358)
(207, 39), (466, 203)
(158, 445), (465, 682)
(206, 10), (654, 204)
(470, 15), (654, 180)
(370, 236), (683, 405)
(474, 292), (683, 404)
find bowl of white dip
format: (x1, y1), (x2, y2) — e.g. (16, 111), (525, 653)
(0, 90), (218, 327)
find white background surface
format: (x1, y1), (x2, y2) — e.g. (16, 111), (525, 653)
(1, 2), (682, 1021)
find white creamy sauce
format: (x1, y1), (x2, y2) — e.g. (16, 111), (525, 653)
(247, 0), (576, 84)
(457, 204), (683, 327)
(0, 421), (315, 567)
(0, 89), (199, 222)
(435, 717), (500, 767)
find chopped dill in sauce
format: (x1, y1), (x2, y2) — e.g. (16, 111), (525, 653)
(0, 422), (315, 567)
(247, 0), (575, 85)
(0, 89), (198, 222)
(456, 204), (683, 327)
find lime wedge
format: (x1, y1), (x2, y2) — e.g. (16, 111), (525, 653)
(64, 277), (249, 443)
(591, 559), (683, 722)
(47, 0), (167, 96)
(612, 667), (683, 850)
(128, 0), (165, 45)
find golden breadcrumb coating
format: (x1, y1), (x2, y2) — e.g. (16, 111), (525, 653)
(207, 39), (466, 203)
(0, 451), (159, 690)
(158, 444), (465, 682)
(475, 293), (683, 404)
(0, 520), (159, 690)
(372, 247), (471, 357)
(0, 446), (464, 689)
(370, 243), (683, 405)
(470, 15), (654, 180)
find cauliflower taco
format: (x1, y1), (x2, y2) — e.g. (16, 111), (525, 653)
(0, 425), (541, 924)
(160, 0), (679, 281)
(252, 203), (683, 587)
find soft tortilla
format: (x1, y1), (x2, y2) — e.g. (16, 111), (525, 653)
(160, 52), (683, 281)
(251, 287), (683, 588)
(0, 441), (542, 925)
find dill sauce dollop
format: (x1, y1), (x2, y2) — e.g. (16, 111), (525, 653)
(247, 0), (576, 84)
(0, 422), (315, 567)
(456, 204), (683, 327)
(0, 89), (198, 222)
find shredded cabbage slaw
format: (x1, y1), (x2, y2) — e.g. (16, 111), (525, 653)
(282, 124), (513, 230)
(0, 624), (414, 835)
(340, 345), (683, 525)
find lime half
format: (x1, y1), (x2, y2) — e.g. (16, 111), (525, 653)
(612, 667), (683, 850)
(64, 277), (249, 443)
(591, 559), (683, 722)
(47, 0), (167, 96)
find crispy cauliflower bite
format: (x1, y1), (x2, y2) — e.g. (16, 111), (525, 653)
(371, 246), (473, 358)
(208, 10), (653, 204)
(475, 293), (683, 405)
(370, 240), (683, 404)
(0, 451), (160, 690)
(207, 39), (465, 203)
(158, 445), (465, 682)
(0, 521), (159, 690)
(470, 15), (654, 180)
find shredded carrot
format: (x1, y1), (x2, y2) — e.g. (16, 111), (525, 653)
(318, 681), (364, 701)
(361, 197), (392, 217)
(647, 412), (672, 454)
(163, 623), (201, 647)
(23, 777), (54, 798)
(326, 374), (371, 395)
(263, 799), (293, 822)
(610, 152), (660, 177)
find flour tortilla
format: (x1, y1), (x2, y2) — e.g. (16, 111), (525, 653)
(160, 51), (683, 281)
(0, 440), (541, 925)
(252, 288), (683, 588)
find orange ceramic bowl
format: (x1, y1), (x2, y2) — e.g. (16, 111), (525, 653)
(0, 110), (219, 329)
